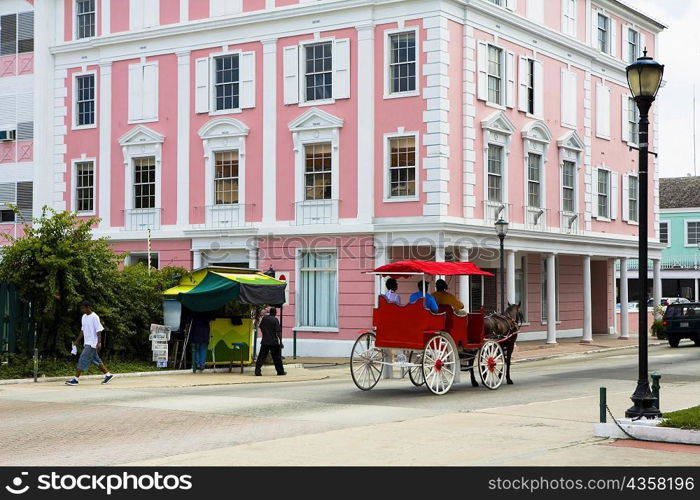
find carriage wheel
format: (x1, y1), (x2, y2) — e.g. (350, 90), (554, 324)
(421, 333), (457, 395)
(408, 351), (424, 387)
(478, 340), (505, 390)
(350, 333), (384, 391)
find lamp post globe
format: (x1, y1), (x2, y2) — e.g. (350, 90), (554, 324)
(494, 218), (508, 313)
(625, 50), (663, 419)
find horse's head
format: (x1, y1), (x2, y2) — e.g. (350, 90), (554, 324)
(506, 302), (524, 326)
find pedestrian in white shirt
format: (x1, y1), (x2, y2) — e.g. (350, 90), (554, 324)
(65, 301), (114, 386)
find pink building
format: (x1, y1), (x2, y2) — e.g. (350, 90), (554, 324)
(0, 0), (34, 245)
(33, 0), (666, 356)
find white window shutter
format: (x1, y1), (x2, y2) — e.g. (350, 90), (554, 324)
(610, 172), (618, 220)
(591, 10), (598, 48)
(621, 94), (629, 143)
(595, 83), (610, 139)
(561, 0), (567, 33)
(621, 25), (629, 62)
(610, 20), (617, 57)
(561, 70), (576, 127)
(143, 0), (159, 28)
(283, 45), (299, 105)
(505, 51), (515, 108)
(639, 32), (646, 57)
(527, 0), (544, 24)
(333, 38), (351, 100)
(592, 167), (599, 218)
(130, 0), (144, 30)
(128, 64), (143, 122)
(506, 0), (516, 11)
(195, 57), (210, 114)
(211, 0), (225, 16)
(533, 60), (544, 118)
(142, 64), (158, 120)
(477, 42), (487, 101)
(622, 173), (630, 221)
(518, 56), (528, 112)
(240, 51), (256, 109)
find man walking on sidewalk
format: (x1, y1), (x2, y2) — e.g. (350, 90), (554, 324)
(255, 307), (286, 376)
(65, 301), (114, 386)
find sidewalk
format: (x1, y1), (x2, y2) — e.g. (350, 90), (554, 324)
(292, 334), (667, 366)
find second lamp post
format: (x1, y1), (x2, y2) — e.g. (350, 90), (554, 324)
(495, 217), (509, 313)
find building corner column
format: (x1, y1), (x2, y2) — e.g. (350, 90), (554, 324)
(192, 249), (202, 269)
(582, 255), (593, 343)
(546, 253), (557, 344)
(619, 257), (629, 339)
(176, 50), (191, 227)
(356, 23), (374, 224)
(506, 249), (516, 305)
(262, 38), (278, 225)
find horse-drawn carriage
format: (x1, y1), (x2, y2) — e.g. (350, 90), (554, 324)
(351, 260), (522, 395)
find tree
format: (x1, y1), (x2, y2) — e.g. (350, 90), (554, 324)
(0, 208), (186, 358)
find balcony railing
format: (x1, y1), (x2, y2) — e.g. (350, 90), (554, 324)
(524, 206), (549, 231)
(483, 201), (511, 225)
(294, 199), (339, 225)
(193, 204), (251, 229)
(122, 208), (162, 231)
(559, 211), (583, 235)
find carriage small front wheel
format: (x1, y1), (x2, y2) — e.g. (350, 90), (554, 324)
(350, 332), (385, 391)
(408, 351), (424, 386)
(421, 333), (456, 395)
(478, 340), (505, 390)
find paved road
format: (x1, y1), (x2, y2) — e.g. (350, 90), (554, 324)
(1, 342), (699, 466)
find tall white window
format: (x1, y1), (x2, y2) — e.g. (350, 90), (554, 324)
(128, 62), (158, 122)
(299, 251), (338, 329)
(561, 160), (575, 213)
(133, 157), (156, 209)
(562, 0), (576, 36)
(75, 74), (95, 127)
(76, 0), (95, 39)
(597, 13), (609, 53)
(627, 28), (639, 62)
(283, 39), (350, 105)
(659, 221), (669, 245)
(687, 221), (700, 246)
(388, 136), (417, 198)
(597, 169), (610, 218)
(214, 151), (239, 205)
(487, 144), (503, 202)
(214, 55), (240, 111)
(304, 42), (333, 102)
(304, 143), (332, 200)
(75, 161), (95, 213)
(389, 32), (417, 94)
(525, 59), (534, 114)
(628, 175), (638, 223)
(527, 153), (541, 208)
(561, 70), (577, 128)
(487, 46), (503, 105)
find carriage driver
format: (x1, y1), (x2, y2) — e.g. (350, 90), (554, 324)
(408, 281), (439, 313)
(433, 279), (465, 313)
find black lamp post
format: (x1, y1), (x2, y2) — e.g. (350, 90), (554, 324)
(625, 50), (664, 419)
(495, 218), (509, 313)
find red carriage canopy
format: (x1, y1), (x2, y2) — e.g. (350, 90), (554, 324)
(371, 260), (494, 277)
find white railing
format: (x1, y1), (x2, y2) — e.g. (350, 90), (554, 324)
(483, 201), (511, 225)
(524, 206), (549, 231)
(559, 211), (583, 235)
(194, 204), (251, 229)
(294, 199), (339, 225)
(123, 208), (162, 231)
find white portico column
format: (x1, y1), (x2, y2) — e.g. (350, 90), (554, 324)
(192, 250), (203, 269)
(582, 255), (592, 343)
(619, 257), (630, 339)
(459, 247), (470, 312)
(546, 253), (557, 344)
(506, 250), (516, 305)
(248, 247), (259, 271)
(653, 259), (662, 309)
(375, 241), (395, 380)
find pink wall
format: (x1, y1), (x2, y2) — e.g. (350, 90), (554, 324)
(275, 0), (299, 6)
(373, 20), (426, 218)
(188, 42), (265, 225)
(111, 240), (193, 269)
(276, 28), (359, 221)
(160, 0), (180, 26)
(189, 0), (209, 20)
(64, 65), (101, 215)
(111, 0), (129, 33)
(258, 235), (375, 341)
(243, 0), (266, 12)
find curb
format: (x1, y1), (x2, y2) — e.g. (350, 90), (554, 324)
(512, 340), (667, 364)
(0, 364), (304, 386)
(595, 420), (700, 445)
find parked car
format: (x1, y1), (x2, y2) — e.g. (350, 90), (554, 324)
(648, 297), (691, 307)
(661, 303), (700, 347)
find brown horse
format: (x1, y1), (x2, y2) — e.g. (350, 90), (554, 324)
(469, 302), (523, 386)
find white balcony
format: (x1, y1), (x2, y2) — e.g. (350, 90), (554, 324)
(195, 204), (250, 229)
(483, 200), (511, 225)
(294, 199), (339, 225)
(524, 206), (549, 231)
(559, 211), (583, 235)
(123, 208), (161, 231)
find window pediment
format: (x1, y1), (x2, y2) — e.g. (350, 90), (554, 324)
(557, 130), (585, 151)
(288, 108), (344, 132)
(118, 125), (165, 146)
(481, 111), (515, 135)
(521, 120), (552, 144)
(198, 117), (250, 140)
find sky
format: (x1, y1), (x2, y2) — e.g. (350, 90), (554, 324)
(629, 0), (700, 178)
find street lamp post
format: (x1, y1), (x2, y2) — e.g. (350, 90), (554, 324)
(495, 218), (509, 313)
(625, 50), (664, 419)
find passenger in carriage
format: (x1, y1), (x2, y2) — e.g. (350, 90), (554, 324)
(383, 278), (402, 305)
(408, 280), (439, 313)
(433, 279), (465, 313)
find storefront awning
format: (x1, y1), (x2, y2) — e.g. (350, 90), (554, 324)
(172, 272), (286, 311)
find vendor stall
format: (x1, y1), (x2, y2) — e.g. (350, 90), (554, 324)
(162, 267), (286, 369)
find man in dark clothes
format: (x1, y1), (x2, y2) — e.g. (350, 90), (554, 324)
(185, 309), (215, 373)
(255, 308), (286, 376)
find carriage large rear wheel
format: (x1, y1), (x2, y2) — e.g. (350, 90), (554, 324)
(408, 351), (424, 386)
(478, 340), (505, 390)
(350, 333), (384, 391)
(422, 333), (457, 395)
